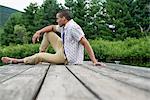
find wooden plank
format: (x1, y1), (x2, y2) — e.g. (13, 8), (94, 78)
(0, 63), (49, 100)
(84, 61), (150, 78)
(83, 61), (150, 92)
(0, 64), (28, 73)
(0, 64), (14, 70)
(0, 64), (34, 83)
(67, 64), (150, 100)
(103, 62), (150, 78)
(36, 65), (98, 100)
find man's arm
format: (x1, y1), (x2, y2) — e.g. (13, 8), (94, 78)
(80, 37), (106, 66)
(32, 25), (57, 43)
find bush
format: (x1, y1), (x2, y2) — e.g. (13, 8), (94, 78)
(0, 44), (54, 65)
(85, 36), (150, 67)
(0, 37), (149, 67)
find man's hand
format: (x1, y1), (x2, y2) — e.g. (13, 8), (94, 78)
(32, 30), (42, 44)
(94, 62), (106, 67)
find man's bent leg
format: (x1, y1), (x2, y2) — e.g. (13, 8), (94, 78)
(39, 32), (63, 53)
(25, 32), (66, 65)
(39, 33), (50, 52)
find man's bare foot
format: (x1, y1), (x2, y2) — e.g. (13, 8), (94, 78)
(1, 57), (18, 64)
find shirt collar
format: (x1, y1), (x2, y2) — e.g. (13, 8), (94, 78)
(64, 19), (74, 29)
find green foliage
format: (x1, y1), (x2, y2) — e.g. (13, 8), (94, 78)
(132, 0), (150, 33)
(34, 0), (63, 31)
(1, 12), (23, 45)
(23, 3), (39, 33)
(0, 44), (39, 58)
(64, 0), (149, 40)
(84, 36), (150, 67)
(1, 0), (149, 46)
(13, 25), (27, 44)
(65, 0), (88, 35)
(0, 44), (38, 65)
(0, 27), (4, 44)
(86, 0), (112, 39)
(0, 37), (149, 67)
(0, 0), (62, 45)
(41, 0), (61, 25)
(102, 0), (150, 40)
(0, 44), (54, 65)
(0, 0), (149, 67)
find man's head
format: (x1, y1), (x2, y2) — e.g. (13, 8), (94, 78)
(56, 9), (73, 27)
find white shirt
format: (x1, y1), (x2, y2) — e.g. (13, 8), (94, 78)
(56, 19), (85, 64)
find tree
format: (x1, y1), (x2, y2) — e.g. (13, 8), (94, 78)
(65, 0), (89, 37)
(34, 7), (45, 30)
(131, 0), (150, 35)
(85, 0), (112, 39)
(0, 27), (4, 45)
(1, 12), (23, 45)
(34, 0), (63, 31)
(23, 3), (39, 33)
(41, 0), (61, 25)
(102, 0), (149, 40)
(13, 25), (27, 44)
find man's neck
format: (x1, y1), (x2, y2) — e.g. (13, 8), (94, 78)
(64, 20), (69, 26)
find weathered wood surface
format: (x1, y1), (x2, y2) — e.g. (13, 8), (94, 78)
(0, 64), (34, 83)
(0, 63), (50, 100)
(106, 63), (150, 78)
(0, 61), (150, 100)
(36, 65), (98, 100)
(83, 62), (150, 92)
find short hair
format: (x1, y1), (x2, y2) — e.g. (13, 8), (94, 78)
(58, 9), (73, 20)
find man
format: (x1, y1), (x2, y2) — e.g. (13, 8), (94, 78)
(1, 10), (106, 66)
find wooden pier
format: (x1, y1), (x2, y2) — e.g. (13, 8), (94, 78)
(0, 61), (150, 100)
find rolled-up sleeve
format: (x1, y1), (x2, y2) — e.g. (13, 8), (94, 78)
(70, 25), (85, 42)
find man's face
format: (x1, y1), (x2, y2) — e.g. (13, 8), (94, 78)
(56, 13), (65, 27)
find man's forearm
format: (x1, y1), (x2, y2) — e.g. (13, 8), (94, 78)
(38, 25), (54, 35)
(32, 25), (55, 43)
(84, 40), (97, 63)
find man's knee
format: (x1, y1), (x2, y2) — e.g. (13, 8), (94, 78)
(47, 31), (56, 36)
